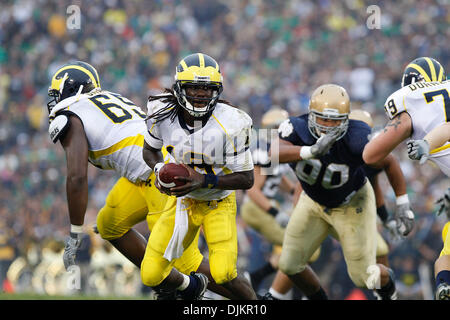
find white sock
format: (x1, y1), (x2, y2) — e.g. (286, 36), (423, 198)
(269, 287), (293, 300)
(177, 274), (190, 291)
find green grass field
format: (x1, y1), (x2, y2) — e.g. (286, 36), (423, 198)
(0, 292), (148, 300)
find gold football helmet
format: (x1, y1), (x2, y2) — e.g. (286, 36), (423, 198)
(173, 53), (223, 117)
(308, 84), (350, 140)
(349, 109), (374, 128)
(261, 108), (289, 129)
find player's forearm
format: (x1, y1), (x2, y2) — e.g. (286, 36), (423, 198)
(143, 141), (163, 170)
(278, 144), (302, 163)
(216, 170), (254, 190)
(424, 122), (450, 151)
(381, 155), (407, 197)
(66, 175), (88, 226)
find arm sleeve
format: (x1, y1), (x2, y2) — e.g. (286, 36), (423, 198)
(225, 125), (254, 172)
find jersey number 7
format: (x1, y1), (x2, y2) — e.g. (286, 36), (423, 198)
(423, 89), (450, 122)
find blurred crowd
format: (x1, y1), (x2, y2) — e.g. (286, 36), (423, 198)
(0, 0), (449, 299)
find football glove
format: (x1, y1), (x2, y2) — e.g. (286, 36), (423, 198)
(301, 129), (340, 159)
(63, 232), (82, 270)
(407, 139), (429, 165)
(436, 188), (450, 218)
(384, 219), (402, 242)
(393, 201), (415, 237)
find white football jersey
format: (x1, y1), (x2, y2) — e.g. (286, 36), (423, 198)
(384, 80), (450, 176)
(146, 101), (254, 201)
(56, 90), (152, 182)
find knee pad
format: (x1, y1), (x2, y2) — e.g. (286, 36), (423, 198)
(96, 205), (129, 241)
(278, 253), (306, 276)
(209, 249), (237, 284)
(140, 253), (171, 287)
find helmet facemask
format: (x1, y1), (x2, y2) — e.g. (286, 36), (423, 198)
(174, 80), (223, 118)
(308, 109), (349, 140)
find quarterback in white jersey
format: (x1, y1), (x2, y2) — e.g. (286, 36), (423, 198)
(140, 53), (257, 300)
(363, 56), (450, 300)
(47, 61), (241, 300)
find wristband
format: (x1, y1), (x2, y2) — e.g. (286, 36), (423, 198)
(376, 205), (388, 223)
(396, 194), (409, 205)
(203, 173), (219, 189)
(300, 146), (313, 160)
(268, 207), (279, 217)
(70, 224), (83, 234)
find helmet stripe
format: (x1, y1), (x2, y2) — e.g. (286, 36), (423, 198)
(56, 65), (100, 88)
(408, 63), (431, 82)
(438, 66), (444, 81)
(198, 53), (205, 68)
(424, 57), (437, 81)
(180, 60), (189, 72)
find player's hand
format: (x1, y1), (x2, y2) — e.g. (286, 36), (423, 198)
(154, 163), (172, 195)
(310, 129), (340, 158)
(393, 202), (415, 237)
(436, 188), (450, 218)
(63, 233), (82, 270)
(383, 219), (402, 242)
(407, 139), (429, 164)
(170, 164), (204, 197)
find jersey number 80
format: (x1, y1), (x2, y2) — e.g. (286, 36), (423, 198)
(295, 159), (349, 189)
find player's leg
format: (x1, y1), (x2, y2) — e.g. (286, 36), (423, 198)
(240, 199), (285, 245)
(140, 196), (209, 299)
(333, 182), (396, 299)
(202, 193), (257, 299)
(267, 246), (321, 300)
(434, 221), (450, 300)
(375, 230), (390, 267)
(277, 192), (329, 299)
(96, 177), (149, 267)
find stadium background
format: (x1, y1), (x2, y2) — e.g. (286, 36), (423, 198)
(0, 0), (448, 299)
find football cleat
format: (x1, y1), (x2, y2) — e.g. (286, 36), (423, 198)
(435, 282), (450, 300)
(150, 288), (179, 300)
(178, 272), (209, 300)
(373, 268), (398, 300)
(260, 292), (279, 300)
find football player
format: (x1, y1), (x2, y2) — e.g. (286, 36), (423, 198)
(47, 61), (236, 299)
(141, 53), (257, 299)
(241, 108), (321, 296)
(265, 109), (408, 300)
(363, 56), (450, 300)
(275, 84), (408, 300)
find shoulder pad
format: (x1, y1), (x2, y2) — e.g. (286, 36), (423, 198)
(384, 87), (408, 120)
(48, 114), (70, 143)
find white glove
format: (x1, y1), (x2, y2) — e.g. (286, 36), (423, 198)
(393, 195), (415, 236)
(436, 188), (450, 218)
(63, 233), (82, 270)
(384, 219), (402, 242)
(407, 139), (430, 165)
(300, 129), (340, 159)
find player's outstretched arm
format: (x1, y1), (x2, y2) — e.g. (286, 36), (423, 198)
(59, 116), (89, 270)
(60, 116), (89, 228)
(407, 122), (450, 164)
(363, 112), (412, 165)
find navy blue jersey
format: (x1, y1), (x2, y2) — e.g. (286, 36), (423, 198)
(362, 164), (382, 181)
(279, 115), (372, 208)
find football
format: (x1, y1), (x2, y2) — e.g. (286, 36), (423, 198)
(158, 163), (190, 188)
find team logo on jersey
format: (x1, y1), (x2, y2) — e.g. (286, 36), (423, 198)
(278, 119), (294, 138)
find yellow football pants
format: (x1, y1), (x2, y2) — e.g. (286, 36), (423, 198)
(96, 175), (203, 276)
(141, 192), (238, 286)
